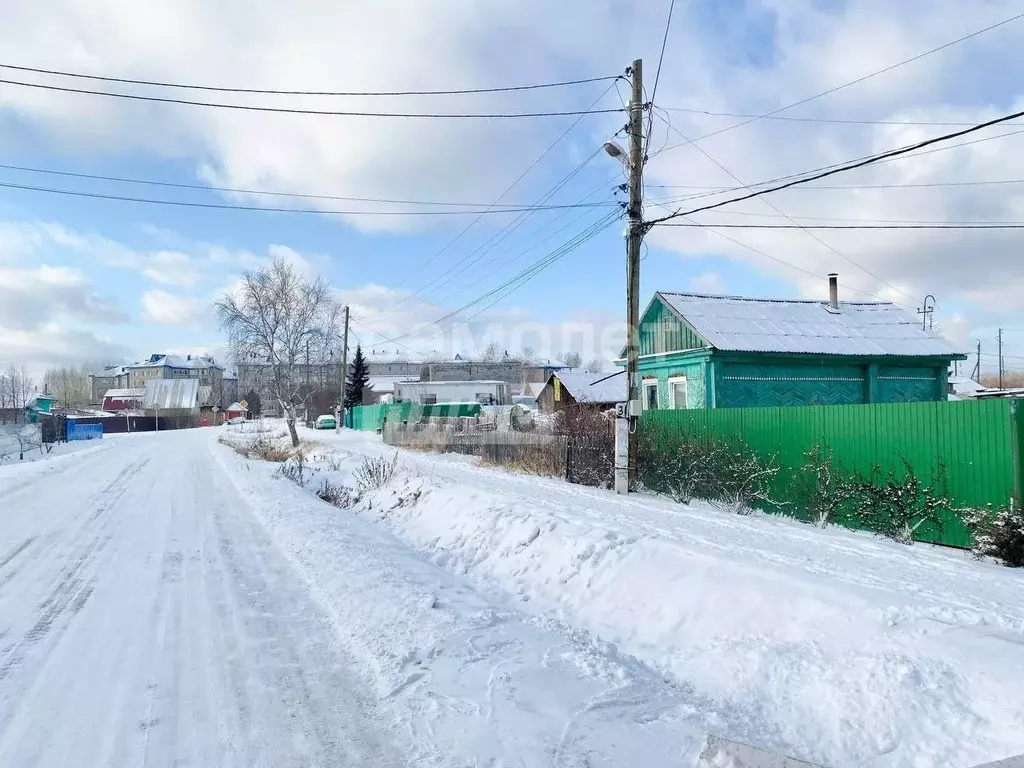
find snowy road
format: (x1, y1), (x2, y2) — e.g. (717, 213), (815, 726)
(0, 431), (400, 767)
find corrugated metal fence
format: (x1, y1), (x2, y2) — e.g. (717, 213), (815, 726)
(349, 403), (483, 431)
(640, 399), (1023, 548)
(67, 421), (103, 441)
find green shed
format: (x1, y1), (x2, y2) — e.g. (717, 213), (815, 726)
(622, 286), (966, 410)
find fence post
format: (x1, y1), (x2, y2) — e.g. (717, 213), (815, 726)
(564, 438), (571, 481)
(1012, 400), (1024, 509)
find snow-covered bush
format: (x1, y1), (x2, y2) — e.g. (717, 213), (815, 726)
(279, 451), (308, 486)
(847, 460), (950, 545)
(963, 505), (1024, 567)
(355, 452), (399, 491)
(793, 445), (846, 527)
(317, 479), (357, 508)
(641, 434), (780, 513)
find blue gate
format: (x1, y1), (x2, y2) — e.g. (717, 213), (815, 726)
(67, 421), (104, 441)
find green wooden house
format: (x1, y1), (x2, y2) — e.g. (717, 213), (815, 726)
(622, 286), (966, 410)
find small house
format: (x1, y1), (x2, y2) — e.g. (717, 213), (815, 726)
(225, 402), (248, 421)
(623, 277), (965, 410)
(24, 393), (55, 424)
(394, 380), (511, 406)
(102, 388), (145, 412)
(537, 370), (626, 414)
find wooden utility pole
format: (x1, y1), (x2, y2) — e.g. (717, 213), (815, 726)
(974, 340), (981, 384)
(998, 327), (1005, 389)
(336, 305), (350, 433)
(616, 57), (644, 494)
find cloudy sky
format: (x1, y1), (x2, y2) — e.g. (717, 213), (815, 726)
(1, 0), (1023, 377)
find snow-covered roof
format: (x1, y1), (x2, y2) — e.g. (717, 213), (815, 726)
(129, 354), (223, 371)
(523, 382), (545, 398)
(657, 292), (964, 358)
(553, 370), (626, 404)
(399, 380), (508, 387)
(367, 375), (416, 393)
(91, 365), (129, 378)
(143, 378), (199, 409)
(103, 388), (145, 399)
(948, 376), (988, 396)
(226, 401), (247, 411)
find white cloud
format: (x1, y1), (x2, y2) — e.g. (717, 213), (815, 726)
(689, 272), (726, 294)
(141, 250), (202, 286)
(140, 290), (209, 326)
(0, 265), (126, 331)
(0, 0), (1022, 346)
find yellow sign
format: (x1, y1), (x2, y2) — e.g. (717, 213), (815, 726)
(239, 400), (248, 409)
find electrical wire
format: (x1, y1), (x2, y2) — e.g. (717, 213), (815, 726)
(646, 106), (1024, 226)
(661, 222), (1024, 230)
(647, 110), (918, 301)
(644, 0), (676, 158)
(647, 178), (1024, 192)
(0, 161), (617, 208)
(0, 178), (616, 216)
(657, 106), (1024, 129)
(380, 80), (621, 296)
(0, 64), (621, 96)
(0, 77), (626, 118)
(657, 10), (1024, 153)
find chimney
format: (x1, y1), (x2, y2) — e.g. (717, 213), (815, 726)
(828, 273), (839, 311)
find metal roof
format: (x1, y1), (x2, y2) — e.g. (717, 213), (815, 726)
(103, 388), (145, 399)
(658, 292), (965, 358)
(143, 378), (199, 409)
(130, 354), (222, 371)
(553, 370), (626, 404)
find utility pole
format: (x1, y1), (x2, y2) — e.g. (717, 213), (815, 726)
(616, 57), (644, 495)
(974, 340), (981, 384)
(998, 327), (1005, 390)
(336, 305), (349, 433)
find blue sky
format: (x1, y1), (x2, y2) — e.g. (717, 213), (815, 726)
(2, 0), (1024, 377)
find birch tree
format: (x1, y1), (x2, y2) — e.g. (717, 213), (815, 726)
(216, 257), (342, 447)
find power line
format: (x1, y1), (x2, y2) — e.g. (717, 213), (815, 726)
(647, 178), (1024, 192)
(661, 222), (1024, 230)
(0, 161), (619, 208)
(647, 106), (1024, 226)
(379, 80), (622, 296)
(0, 63), (621, 96)
(644, 0), (676, 158)
(657, 105), (1024, 129)
(0, 77), (626, 119)
(647, 111), (917, 301)
(657, 10), (1024, 153)
(0, 178), (617, 216)
(358, 211), (621, 347)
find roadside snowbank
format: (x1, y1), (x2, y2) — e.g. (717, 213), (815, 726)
(289, 426), (1024, 768)
(212, 435), (699, 767)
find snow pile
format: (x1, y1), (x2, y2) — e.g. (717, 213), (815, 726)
(213, 439), (701, 767)
(292, 427), (1024, 768)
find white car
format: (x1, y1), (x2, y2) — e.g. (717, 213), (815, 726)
(226, 416), (246, 425)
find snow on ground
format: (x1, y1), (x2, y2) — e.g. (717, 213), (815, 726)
(0, 426), (703, 766)
(273, 424), (1024, 768)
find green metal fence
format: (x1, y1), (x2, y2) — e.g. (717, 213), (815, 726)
(348, 402), (483, 432)
(640, 399), (1024, 548)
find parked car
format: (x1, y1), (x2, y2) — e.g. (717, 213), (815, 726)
(226, 416), (246, 425)
(314, 414), (337, 430)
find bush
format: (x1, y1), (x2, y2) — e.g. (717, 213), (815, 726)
(847, 460), (950, 545)
(642, 434), (780, 513)
(279, 450), (308, 486)
(793, 445), (845, 527)
(964, 505), (1024, 567)
(354, 452), (399, 491)
(317, 479), (357, 508)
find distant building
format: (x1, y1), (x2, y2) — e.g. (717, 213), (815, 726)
(223, 370), (239, 409)
(102, 388), (145, 412)
(394, 380), (512, 406)
(537, 371), (626, 414)
(225, 402), (248, 421)
(89, 365), (130, 403)
(235, 361), (344, 417)
(128, 354), (224, 407)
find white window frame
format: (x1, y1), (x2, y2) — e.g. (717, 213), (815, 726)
(643, 379), (660, 411)
(668, 376), (688, 410)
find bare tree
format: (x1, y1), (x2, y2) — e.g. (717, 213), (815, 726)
(519, 346), (539, 364)
(584, 358), (605, 374)
(563, 351), (582, 369)
(480, 342), (503, 362)
(216, 257), (342, 447)
(42, 364), (92, 408)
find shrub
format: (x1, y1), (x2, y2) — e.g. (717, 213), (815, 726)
(354, 452), (399, 491)
(317, 479), (357, 508)
(793, 445), (846, 527)
(847, 460), (950, 544)
(279, 450), (308, 486)
(963, 505), (1024, 567)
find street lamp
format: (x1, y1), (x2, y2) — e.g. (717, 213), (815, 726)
(603, 141), (629, 165)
